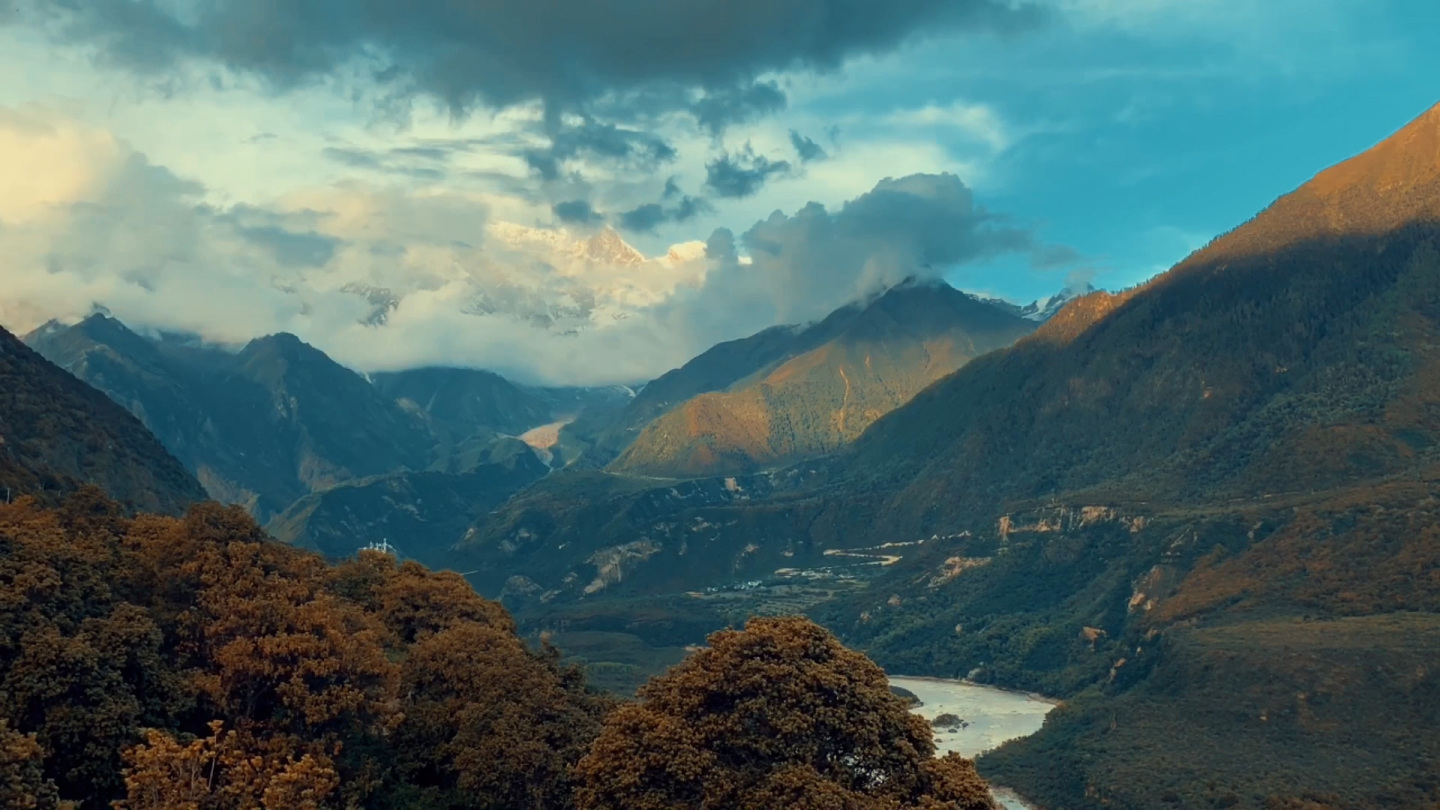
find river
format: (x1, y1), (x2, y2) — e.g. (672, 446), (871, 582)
(888, 675), (1057, 810)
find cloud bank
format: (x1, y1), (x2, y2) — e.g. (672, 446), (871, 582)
(11, 0), (1047, 125)
(0, 108), (1068, 386)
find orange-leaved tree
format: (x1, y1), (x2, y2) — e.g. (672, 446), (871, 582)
(573, 615), (997, 810)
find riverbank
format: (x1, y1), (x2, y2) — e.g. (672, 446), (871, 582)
(888, 675), (1056, 810)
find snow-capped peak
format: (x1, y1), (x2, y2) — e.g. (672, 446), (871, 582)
(967, 283), (1097, 322)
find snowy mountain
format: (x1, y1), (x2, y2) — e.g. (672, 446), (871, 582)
(326, 222), (706, 336)
(970, 283), (1098, 322)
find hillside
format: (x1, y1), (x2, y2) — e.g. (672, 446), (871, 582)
(805, 100), (1440, 808)
(608, 279), (1035, 478)
(0, 323), (204, 514)
(456, 101), (1440, 810)
(267, 438), (549, 562)
(835, 103), (1440, 540)
(558, 325), (823, 468)
(26, 318), (439, 520)
(372, 368), (635, 470)
(370, 367), (553, 456)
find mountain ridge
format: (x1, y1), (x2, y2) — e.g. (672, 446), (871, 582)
(609, 279), (1036, 477)
(0, 323), (205, 513)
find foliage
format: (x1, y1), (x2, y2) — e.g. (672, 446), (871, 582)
(574, 616), (996, 810)
(1, 719), (58, 810)
(0, 489), (608, 810)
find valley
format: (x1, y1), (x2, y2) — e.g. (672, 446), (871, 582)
(5, 3), (1440, 810)
(4, 81), (1440, 810)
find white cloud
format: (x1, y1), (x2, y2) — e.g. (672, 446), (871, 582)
(883, 102), (1011, 152)
(0, 107), (1058, 386)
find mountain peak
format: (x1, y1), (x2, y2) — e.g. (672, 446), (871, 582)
(1306, 100), (1440, 204)
(580, 227), (646, 266)
(1188, 100), (1440, 267)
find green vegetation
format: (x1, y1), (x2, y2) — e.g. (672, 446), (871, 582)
(574, 616), (996, 810)
(266, 444), (548, 563)
(981, 615), (1440, 810)
(26, 318), (435, 521)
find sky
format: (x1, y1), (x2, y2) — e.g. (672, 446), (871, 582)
(0, 0), (1437, 385)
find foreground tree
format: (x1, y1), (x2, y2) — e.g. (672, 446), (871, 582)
(0, 492), (608, 809)
(573, 616), (997, 810)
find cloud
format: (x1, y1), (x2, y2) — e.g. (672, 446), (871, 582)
(618, 197), (710, 233)
(321, 146), (448, 181)
(553, 199), (603, 225)
(884, 101), (1010, 151)
(617, 179), (712, 233)
(228, 223), (340, 268)
(0, 108), (1069, 387)
(733, 172), (1058, 321)
(705, 146), (792, 198)
(9, 0), (1048, 123)
(522, 120), (677, 180)
(789, 130), (828, 162)
(692, 81), (788, 136)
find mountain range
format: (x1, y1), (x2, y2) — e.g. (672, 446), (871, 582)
(7, 101), (1440, 810)
(23, 317), (628, 531)
(450, 101), (1440, 809)
(609, 278), (1036, 477)
(24, 273), (1050, 568)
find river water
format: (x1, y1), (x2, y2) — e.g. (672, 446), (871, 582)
(888, 675), (1057, 810)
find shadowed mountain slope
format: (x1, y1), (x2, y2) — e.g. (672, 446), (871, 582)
(26, 317), (434, 521)
(0, 323), (204, 514)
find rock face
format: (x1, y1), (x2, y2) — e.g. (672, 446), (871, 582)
(0, 323), (205, 514)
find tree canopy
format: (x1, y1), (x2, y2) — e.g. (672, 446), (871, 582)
(1, 489), (998, 810)
(574, 615), (996, 810)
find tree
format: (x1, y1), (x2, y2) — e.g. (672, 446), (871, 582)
(573, 615), (996, 810)
(0, 720), (58, 810)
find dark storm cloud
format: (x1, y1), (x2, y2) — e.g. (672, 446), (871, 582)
(553, 200), (604, 225)
(13, 0), (1048, 119)
(617, 180), (713, 233)
(705, 147), (792, 198)
(522, 121), (677, 180)
(692, 81), (787, 136)
(789, 130), (828, 162)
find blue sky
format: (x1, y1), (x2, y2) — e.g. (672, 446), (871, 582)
(0, 0), (1436, 383)
(905, 0), (1440, 300)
